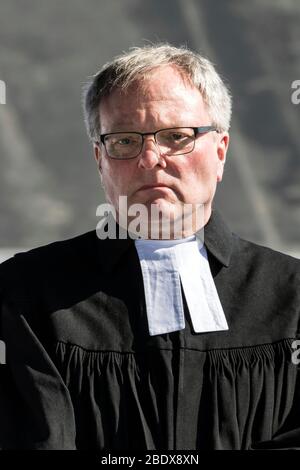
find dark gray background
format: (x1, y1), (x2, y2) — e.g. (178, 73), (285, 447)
(0, 0), (299, 261)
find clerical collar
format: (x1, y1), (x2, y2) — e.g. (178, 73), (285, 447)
(134, 235), (228, 336)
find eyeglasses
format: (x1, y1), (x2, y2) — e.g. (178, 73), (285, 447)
(98, 126), (219, 160)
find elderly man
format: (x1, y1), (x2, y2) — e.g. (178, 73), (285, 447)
(0, 44), (299, 450)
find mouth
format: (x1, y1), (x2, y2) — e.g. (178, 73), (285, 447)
(138, 184), (171, 191)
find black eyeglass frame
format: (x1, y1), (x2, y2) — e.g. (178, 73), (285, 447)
(97, 126), (219, 160)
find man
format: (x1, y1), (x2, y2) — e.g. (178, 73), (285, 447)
(0, 44), (299, 450)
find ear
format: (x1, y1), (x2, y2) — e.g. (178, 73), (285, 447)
(93, 142), (102, 174)
(216, 132), (229, 182)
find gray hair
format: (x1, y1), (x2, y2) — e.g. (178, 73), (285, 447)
(83, 43), (232, 141)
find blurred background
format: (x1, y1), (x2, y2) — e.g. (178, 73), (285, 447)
(0, 0), (299, 261)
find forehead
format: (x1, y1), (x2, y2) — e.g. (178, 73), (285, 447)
(99, 65), (206, 121)
(126, 65), (195, 98)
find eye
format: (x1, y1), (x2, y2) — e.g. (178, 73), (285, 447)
(162, 132), (186, 142)
(159, 131), (191, 145)
(111, 135), (140, 147)
(170, 133), (186, 142)
(116, 137), (134, 146)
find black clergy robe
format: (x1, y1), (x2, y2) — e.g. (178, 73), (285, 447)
(0, 211), (300, 450)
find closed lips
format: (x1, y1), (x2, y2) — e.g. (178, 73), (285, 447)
(138, 184), (170, 190)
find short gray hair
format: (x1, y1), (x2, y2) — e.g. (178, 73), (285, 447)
(83, 43), (232, 142)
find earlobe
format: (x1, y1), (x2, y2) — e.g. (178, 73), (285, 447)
(93, 143), (102, 172)
(217, 133), (229, 163)
(216, 133), (229, 182)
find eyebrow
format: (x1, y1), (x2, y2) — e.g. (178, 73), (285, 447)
(102, 123), (187, 133)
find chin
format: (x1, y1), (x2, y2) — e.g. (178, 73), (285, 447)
(147, 198), (177, 215)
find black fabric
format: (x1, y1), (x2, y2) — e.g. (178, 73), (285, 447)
(0, 211), (300, 450)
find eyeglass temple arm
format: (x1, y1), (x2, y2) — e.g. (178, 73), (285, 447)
(194, 126), (220, 135)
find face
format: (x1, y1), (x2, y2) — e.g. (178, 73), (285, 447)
(94, 65), (229, 236)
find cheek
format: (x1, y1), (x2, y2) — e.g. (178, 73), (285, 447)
(101, 162), (134, 198)
(184, 153), (217, 182)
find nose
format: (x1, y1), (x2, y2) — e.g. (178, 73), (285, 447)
(138, 136), (166, 169)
